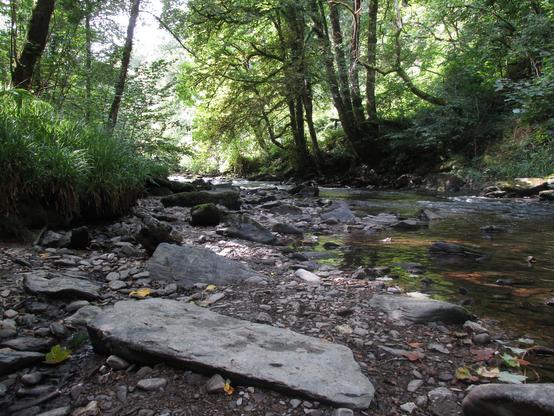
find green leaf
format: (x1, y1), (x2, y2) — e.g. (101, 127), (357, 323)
(501, 353), (520, 368)
(455, 367), (472, 380)
(45, 344), (72, 364)
(498, 371), (527, 384)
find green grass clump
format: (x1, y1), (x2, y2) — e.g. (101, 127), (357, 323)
(0, 89), (167, 234)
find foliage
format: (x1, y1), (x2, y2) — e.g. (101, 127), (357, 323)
(0, 90), (166, 229)
(45, 344), (72, 364)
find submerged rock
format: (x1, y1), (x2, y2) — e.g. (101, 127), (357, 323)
(289, 184), (319, 197)
(429, 241), (484, 257)
(217, 215), (276, 245)
(190, 203), (221, 226)
(146, 243), (266, 288)
(321, 202), (356, 223)
(369, 294), (474, 324)
(161, 190), (241, 210)
(87, 298), (374, 409)
(23, 272), (101, 300)
(462, 383), (554, 416)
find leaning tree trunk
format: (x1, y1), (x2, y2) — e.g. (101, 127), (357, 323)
(12, 0), (56, 90)
(84, 0), (93, 122)
(107, 0), (141, 131)
(365, 0), (379, 124)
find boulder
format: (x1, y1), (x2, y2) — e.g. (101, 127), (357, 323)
(272, 223), (303, 236)
(429, 241), (484, 257)
(0, 350), (44, 376)
(39, 230), (70, 248)
(217, 215), (276, 245)
(321, 202), (356, 223)
(462, 384), (554, 416)
(135, 215), (180, 255)
(289, 184), (319, 197)
(190, 203), (221, 226)
(146, 243), (266, 288)
(161, 190), (241, 210)
(87, 298), (374, 409)
(369, 294), (474, 324)
(23, 271), (101, 300)
(539, 190), (554, 201)
(69, 226), (91, 249)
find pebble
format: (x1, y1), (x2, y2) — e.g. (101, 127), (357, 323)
(4, 309), (18, 319)
(135, 366), (153, 378)
(407, 379), (424, 392)
(71, 400), (100, 416)
(66, 301), (90, 313)
(21, 372), (43, 386)
(36, 406), (71, 416)
(115, 384), (128, 402)
(473, 333), (491, 345)
(137, 378), (167, 391)
(206, 374), (225, 393)
(290, 398), (302, 409)
(332, 409), (353, 416)
(400, 402), (417, 413)
(106, 355), (130, 370)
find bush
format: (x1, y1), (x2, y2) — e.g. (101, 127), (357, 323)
(0, 89), (167, 234)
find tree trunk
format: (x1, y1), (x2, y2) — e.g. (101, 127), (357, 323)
(84, 0), (93, 122)
(107, 0), (141, 131)
(12, 0), (56, 90)
(365, 0), (379, 123)
(302, 81), (324, 168)
(349, 0), (366, 126)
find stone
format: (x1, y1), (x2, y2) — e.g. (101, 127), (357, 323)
(146, 243), (266, 288)
(473, 333), (491, 345)
(88, 299), (374, 409)
(267, 203), (303, 216)
(272, 223), (303, 236)
(21, 372), (43, 386)
(392, 220), (428, 230)
(190, 203), (222, 226)
(400, 402), (417, 414)
(65, 305), (102, 326)
(0, 350), (44, 376)
(71, 400), (100, 416)
(321, 202), (356, 223)
(463, 321), (488, 334)
(294, 269), (321, 283)
(69, 226), (91, 249)
(495, 178), (548, 197)
(206, 374), (226, 393)
(462, 384), (554, 416)
(106, 355), (130, 370)
(108, 280), (127, 290)
(369, 294), (474, 324)
(539, 190), (554, 201)
(135, 215), (180, 255)
(429, 241), (484, 257)
(0, 320), (17, 338)
(332, 409), (354, 416)
(137, 377), (167, 391)
(162, 190), (241, 210)
(39, 230), (70, 248)
(1, 336), (55, 352)
(217, 215), (276, 244)
(37, 406), (71, 416)
(289, 184), (319, 197)
(23, 272), (101, 300)
(407, 379), (424, 392)
(428, 387), (459, 416)
(66, 300), (90, 313)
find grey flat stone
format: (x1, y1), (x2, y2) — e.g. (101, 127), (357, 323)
(462, 384), (554, 416)
(147, 243), (266, 288)
(321, 202), (356, 223)
(217, 215), (276, 244)
(37, 406), (71, 416)
(0, 349), (44, 376)
(369, 295), (474, 324)
(88, 299), (373, 409)
(23, 272), (100, 300)
(1, 336), (55, 352)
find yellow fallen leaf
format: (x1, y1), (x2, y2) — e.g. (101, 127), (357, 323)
(129, 288), (152, 298)
(223, 380), (234, 395)
(206, 284), (217, 292)
(477, 366), (500, 379)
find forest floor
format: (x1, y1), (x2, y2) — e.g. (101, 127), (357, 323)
(0, 180), (541, 416)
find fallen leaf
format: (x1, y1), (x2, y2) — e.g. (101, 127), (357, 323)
(517, 358), (530, 366)
(477, 366), (500, 379)
(501, 353), (520, 368)
(498, 371), (527, 384)
(205, 284), (217, 292)
(404, 351), (425, 362)
(223, 380), (234, 395)
(455, 367), (472, 380)
(45, 344), (71, 364)
(129, 288), (152, 298)
(471, 348), (495, 362)
(407, 342), (424, 349)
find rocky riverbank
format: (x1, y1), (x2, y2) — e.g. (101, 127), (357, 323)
(0, 179), (553, 416)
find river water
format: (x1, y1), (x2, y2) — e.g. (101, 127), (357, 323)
(232, 179), (554, 348)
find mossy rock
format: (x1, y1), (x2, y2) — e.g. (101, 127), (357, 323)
(496, 177), (548, 197)
(190, 203), (221, 226)
(162, 190), (241, 210)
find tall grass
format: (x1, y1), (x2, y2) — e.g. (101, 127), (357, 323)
(0, 90), (167, 233)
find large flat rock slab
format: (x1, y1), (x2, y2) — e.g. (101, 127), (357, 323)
(0, 349), (44, 376)
(146, 243), (266, 288)
(161, 190), (241, 210)
(462, 384), (554, 416)
(23, 271), (101, 300)
(87, 299), (374, 409)
(369, 294), (474, 324)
